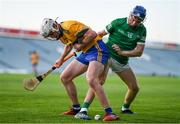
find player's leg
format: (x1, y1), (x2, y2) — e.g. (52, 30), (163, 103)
(86, 61), (118, 121)
(75, 40), (118, 121)
(116, 68), (139, 114)
(78, 60), (110, 112)
(75, 60), (110, 120)
(86, 61), (108, 107)
(110, 58), (138, 114)
(60, 59), (87, 115)
(32, 64), (38, 76)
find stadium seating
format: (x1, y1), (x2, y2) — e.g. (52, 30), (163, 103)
(129, 48), (180, 76)
(0, 36), (179, 76)
(0, 36), (69, 74)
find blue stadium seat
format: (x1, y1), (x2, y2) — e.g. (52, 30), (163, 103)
(0, 36), (180, 76)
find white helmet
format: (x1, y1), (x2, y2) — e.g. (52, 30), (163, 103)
(40, 18), (59, 39)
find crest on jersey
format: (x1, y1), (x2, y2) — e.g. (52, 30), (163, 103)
(127, 32), (133, 38)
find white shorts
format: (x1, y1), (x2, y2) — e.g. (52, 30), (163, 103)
(109, 58), (130, 72)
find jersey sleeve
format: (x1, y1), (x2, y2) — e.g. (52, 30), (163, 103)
(137, 28), (147, 45)
(105, 19), (118, 33)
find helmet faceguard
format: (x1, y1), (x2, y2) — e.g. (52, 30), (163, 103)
(40, 18), (62, 40)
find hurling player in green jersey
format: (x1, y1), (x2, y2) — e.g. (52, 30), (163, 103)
(103, 5), (146, 114)
(75, 5), (147, 119)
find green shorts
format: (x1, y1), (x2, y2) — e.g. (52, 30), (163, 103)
(109, 58), (130, 72)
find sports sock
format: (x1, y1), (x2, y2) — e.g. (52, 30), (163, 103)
(122, 103), (130, 111)
(104, 107), (113, 114)
(80, 102), (91, 112)
(72, 104), (81, 112)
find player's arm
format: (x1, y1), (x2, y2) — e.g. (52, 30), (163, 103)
(60, 45), (73, 59)
(113, 28), (146, 57)
(98, 19), (117, 38)
(98, 30), (108, 38)
(112, 44), (145, 57)
(54, 44), (73, 68)
(73, 29), (97, 51)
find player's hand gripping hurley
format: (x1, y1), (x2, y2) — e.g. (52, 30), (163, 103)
(23, 52), (77, 91)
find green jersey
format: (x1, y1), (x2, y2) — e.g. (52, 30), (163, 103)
(106, 17), (146, 64)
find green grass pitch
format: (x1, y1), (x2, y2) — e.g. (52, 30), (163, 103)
(0, 74), (180, 123)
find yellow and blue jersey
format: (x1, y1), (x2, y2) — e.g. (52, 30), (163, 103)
(59, 20), (109, 65)
(59, 20), (101, 52)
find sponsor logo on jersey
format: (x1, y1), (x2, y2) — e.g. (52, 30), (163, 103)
(118, 29), (134, 39)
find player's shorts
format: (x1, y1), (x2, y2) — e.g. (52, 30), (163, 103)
(109, 57), (130, 72)
(76, 40), (109, 65)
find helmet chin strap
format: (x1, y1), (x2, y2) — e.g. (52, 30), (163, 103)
(56, 28), (63, 40)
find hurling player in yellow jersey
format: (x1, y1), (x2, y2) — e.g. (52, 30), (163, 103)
(29, 51), (40, 76)
(40, 18), (119, 121)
